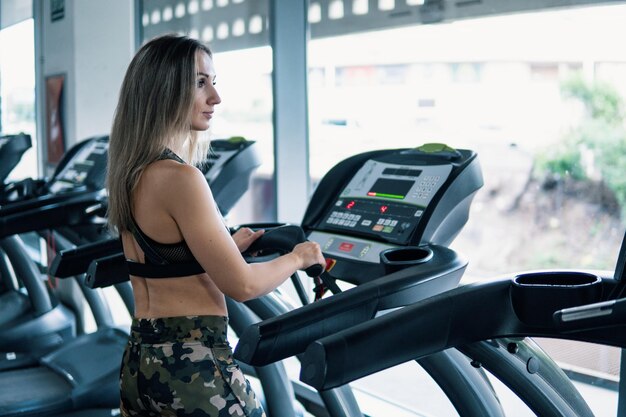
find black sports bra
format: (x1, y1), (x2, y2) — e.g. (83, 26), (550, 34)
(126, 148), (205, 278)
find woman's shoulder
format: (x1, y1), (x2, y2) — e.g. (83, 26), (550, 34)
(145, 157), (202, 179)
(142, 159), (207, 194)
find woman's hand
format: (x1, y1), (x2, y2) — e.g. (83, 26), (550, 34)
(292, 241), (325, 270)
(232, 227), (265, 252)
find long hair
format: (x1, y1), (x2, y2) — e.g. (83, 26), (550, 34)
(107, 34), (212, 233)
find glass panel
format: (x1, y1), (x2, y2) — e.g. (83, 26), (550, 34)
(211, 46), (275, 223)
(308, 3), (626, 274)
(0, 18), (37, 180)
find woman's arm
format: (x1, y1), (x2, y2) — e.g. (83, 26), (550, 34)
(163, 164), (323, 301)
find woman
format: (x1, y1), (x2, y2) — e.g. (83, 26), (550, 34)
(107, 34), (325, 417)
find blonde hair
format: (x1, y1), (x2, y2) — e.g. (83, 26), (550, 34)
(107, 34), (212, 233)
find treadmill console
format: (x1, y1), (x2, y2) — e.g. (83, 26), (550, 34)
(304, 145), (483, 281)
(201, 137), (261, 216)
(48, 137), (108, 194)
(201, 138), (251, 181)
(321, 160), (452, 245)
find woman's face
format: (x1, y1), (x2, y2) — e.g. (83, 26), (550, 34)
(191, 51), (221, 131)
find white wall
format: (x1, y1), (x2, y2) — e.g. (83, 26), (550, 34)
(1, 0), (32, 29)
(73, 0), (134, 143)
(37, 0), (134, 172)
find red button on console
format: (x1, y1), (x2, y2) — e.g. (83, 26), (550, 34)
(339, 242), (354, 252)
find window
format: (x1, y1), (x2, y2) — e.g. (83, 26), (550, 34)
(308, 5), (626, 415)
(0, 18), (37, 181)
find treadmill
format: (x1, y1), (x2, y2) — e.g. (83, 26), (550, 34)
(295, 236), (626, 417)
(232, 144), (520, 417)
(233, 144), (603, 417)
(0, 132), (33, 305)
(0, 136), (109, 372)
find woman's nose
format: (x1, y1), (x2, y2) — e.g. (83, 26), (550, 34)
(209, 88), (221, 105)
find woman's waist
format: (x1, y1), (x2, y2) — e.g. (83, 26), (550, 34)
(130, 314), (229, 345)
(131, 275), (228, 318)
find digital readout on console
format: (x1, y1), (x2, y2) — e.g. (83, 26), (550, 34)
(342, 199), (418, 218)
(367, 178), (415, 200)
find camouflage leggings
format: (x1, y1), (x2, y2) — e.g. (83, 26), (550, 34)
(120, 315), (266, 417)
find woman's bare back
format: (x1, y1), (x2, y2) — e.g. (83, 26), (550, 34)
(122, 159), (227, 318)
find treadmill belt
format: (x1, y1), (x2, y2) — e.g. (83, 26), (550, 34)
(0, 366), (72, 415)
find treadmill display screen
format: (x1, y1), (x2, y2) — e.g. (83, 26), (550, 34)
(367, 178), (415, 200)
(320, 159), (453, 244)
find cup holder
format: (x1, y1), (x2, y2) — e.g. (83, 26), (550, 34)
(511, 271), (603, 326)
(380, 246), (434, 274)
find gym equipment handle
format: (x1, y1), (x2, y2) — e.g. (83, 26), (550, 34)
(243, 225), (324, 277)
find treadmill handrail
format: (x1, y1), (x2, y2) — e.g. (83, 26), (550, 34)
(49, 237), (122, 278)
(233, 244), (466, 366)
(85, 253), (129, 289)
(298, 273), (625, 390)
(0, 188), (98, 215)
(0, 191), (106, 239)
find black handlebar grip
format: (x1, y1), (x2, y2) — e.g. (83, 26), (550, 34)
(304, 263), (324, 277)
(243, 224), (324, 276)
(244, 225), (307, 255)
(85, 253), (129, 288)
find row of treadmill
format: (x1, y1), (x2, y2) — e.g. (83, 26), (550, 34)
(1, 132), (626, 417)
